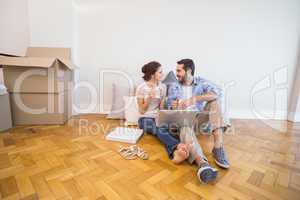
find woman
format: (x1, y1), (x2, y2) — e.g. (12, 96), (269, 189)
(136, 61), (189, 163)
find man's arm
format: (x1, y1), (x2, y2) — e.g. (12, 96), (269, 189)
(179, 78), (222, 109)
(179, 91), (217, 109)
(193, 91), (218, 102)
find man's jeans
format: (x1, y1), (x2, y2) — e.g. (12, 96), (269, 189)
(138, 117), (179, 159)
(181, 99), (227, 163)
(194, 99), (227, 135)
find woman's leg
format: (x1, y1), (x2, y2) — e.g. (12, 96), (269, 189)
(138, 117), (158, 135)
(138, 117), (182, 160)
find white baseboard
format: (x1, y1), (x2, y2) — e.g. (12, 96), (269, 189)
(228, 110), (288, 120)
(228, 110), (255, 119)
(72, 103), (111, 116)
(74, 107), (290, 121)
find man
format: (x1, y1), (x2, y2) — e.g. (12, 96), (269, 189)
(167, 59), (230, 174)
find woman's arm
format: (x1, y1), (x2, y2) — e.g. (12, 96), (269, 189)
(159, 97), (166, 109)
(159, 84), (167, 109)
(137, 87), (156, 114)
(137, 97), (151, 114)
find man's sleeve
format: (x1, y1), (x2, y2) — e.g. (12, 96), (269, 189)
(202, 80), (223, 98)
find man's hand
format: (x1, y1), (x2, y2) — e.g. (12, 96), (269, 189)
(178, 97), (196, 109)
(171, 100), (179, 109)
(172, 99), (189, 110)
(178, 100), (188, 109)
(172, 97), (196, 110)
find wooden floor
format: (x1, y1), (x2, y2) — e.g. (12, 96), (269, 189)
(0, 115), (299, 200)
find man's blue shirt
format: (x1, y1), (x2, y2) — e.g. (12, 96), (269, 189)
(166, 76), (223, 111)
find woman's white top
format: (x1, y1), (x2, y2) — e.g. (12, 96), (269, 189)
(136, 82), (166, 118)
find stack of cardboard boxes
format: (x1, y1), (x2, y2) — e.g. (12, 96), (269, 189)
(0, 84), (12, 131)
(0, 47), (75, 126)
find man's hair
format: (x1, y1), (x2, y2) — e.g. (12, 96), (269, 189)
(177, 59), (195, 75)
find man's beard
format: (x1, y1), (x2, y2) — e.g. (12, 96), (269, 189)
(177, 76), (185, 84)
(182, 73), (193, 84)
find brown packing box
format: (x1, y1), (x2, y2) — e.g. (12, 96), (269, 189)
(0, 88), (12, 131)
(0, 47), (75, 125)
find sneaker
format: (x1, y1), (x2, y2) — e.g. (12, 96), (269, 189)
(212, 146), (230, 169)
(197, 162), (218, 184)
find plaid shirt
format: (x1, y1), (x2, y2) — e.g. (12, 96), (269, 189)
(166, 76), (223, 111)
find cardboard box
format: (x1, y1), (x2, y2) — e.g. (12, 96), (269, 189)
(0, 85), (12, 131)
(0, 47), (75, 125)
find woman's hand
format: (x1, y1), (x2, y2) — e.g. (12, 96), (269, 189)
(148, 87), (156, 99)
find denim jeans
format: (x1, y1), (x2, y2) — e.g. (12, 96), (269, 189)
(138, 117), (179, 159)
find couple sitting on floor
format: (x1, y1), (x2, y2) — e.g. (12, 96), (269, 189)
(136, 59), (230, 184)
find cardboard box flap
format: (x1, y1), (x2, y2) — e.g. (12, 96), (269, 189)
(58, 58), (76, 70)
(0, 49), (26, 57)
(26, 47), (71, 59)
(0, 56), (56, 68)
(0, 53), (21, 58)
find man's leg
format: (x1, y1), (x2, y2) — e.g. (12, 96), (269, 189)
(180, 126), (218, 184)
(206, 100), (225, 148)
(205, 100), (230, 168)
(179, 126), (207, 165)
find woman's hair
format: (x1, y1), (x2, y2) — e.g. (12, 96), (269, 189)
(142, 61), (161, 81)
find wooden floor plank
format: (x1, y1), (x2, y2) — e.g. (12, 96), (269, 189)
(0, 116), (298, 199)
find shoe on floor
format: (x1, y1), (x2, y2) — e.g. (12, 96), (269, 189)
(212, 146), (230, 169)
(197, 162), (218, 184)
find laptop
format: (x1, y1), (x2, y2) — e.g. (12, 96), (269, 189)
(157, 110), (201, 128)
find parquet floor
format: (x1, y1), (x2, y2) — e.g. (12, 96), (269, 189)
(0, 115), (299, 200)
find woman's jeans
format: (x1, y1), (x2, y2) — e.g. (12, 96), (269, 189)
(138, 117), (179, 159)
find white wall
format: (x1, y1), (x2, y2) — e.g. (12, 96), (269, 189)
(0, 0), (30, 84)
(27, 0), (73, 47)
(3, 0), (300, 119)
(0, 0), (30, 56)
(73, 0), (300, 119)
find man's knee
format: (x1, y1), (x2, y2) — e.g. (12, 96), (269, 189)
(205, 99), (224, 118)
(180, 126), (195, 141)
(206, 99), (221, 109)
(180, 126), (193, 135)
